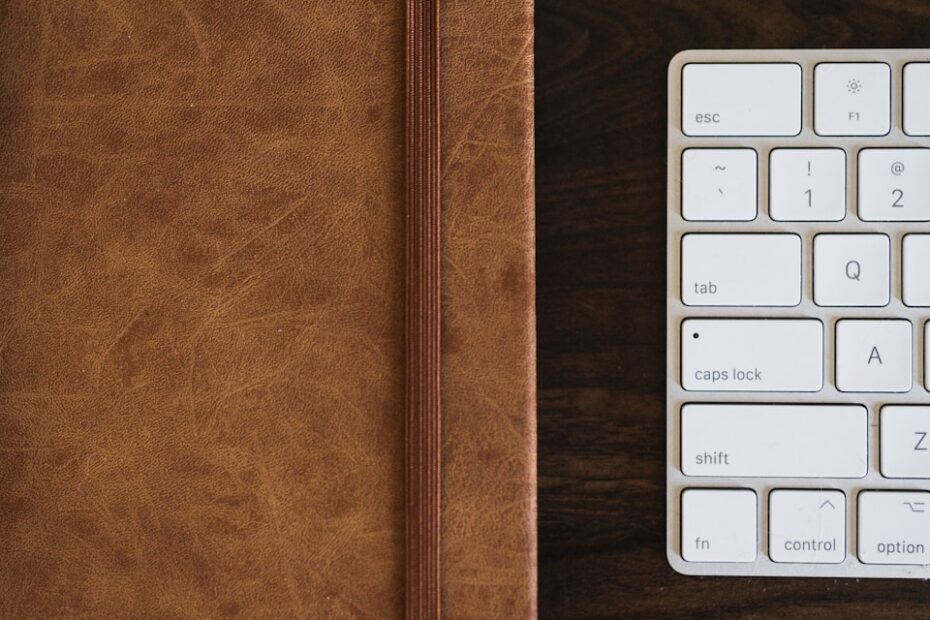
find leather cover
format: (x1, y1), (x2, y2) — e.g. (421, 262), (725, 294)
(0, 0), (535, 618)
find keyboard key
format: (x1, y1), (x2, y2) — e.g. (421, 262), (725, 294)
(836, 320), (912, 393)
(881, 406), (930, 479)
(681, 234), (802, 306)
(681, 489), (757, 562)
(903, 235), (930, 307)
(682, 63), (802, 136)
(858, 491), (930, 565)
(769, 490), (845, 564)
(681, 319), (822, 392)
(770, 148), (846, 221)
(859, 148), (930, 222)
(681, 149), (757, 221)
(904, 63), (930, 136)
(813, 234), (890, 307)
(814, 63), (891, 136)
(681, 404), (867, 478)
(927, 322), (930, 392)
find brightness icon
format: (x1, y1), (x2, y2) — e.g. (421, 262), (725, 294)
(846, 78), (862, 94)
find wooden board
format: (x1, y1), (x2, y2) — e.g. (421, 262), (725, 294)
(537, 1), (930, 617)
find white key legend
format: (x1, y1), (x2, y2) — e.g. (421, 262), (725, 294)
(681, 319), (822, 392)
(770, 148), (846, 221)
(682, 149), (757, 221)
(836, 320), (912, 393)
(814, 234), (890, 307)
(815, 63), (891, 136)
(682, 63), (802, 136)
(859, 491), (930, 565)
(881, 406), (930, 478)
(681, 489), (757, 563)
(681, 235), (802, 307)
(681, 404), (867, 478)
(769, 490), (846, 564)
(859, 148), (930, 221)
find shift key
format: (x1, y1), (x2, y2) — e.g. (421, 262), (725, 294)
(682, 319), (823, 392)
(682, 404), (867, 478)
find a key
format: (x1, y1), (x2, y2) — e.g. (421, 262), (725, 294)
(814, 63), (891, 136)
(835, 319), (912, 393)
(858, 148), (930, 221)
(681, 234), (802, 307)
(681, 319), (822, 391)
(859, 491), (930, 565)
(681, 149), (757, 221)
(903, 235), (930, 307)
(768, 490), (846, 564)
(881, 406), (930, 479)
(681, 489), (757, 563)
(769, 148), (846, 221)
(813, 234), (890, 307)
(904, 63), (930, 136)
(682, 63), (802, 136)
(681, 404), (867, 478)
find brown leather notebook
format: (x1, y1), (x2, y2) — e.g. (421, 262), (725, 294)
(0, 0), (535, 618)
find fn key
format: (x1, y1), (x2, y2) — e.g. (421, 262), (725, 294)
(681, 489), (757, 562)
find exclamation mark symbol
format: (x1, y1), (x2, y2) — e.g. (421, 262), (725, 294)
(807, 161), (811, 176)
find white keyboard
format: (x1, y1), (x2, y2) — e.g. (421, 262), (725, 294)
(667, 50), (930, 578)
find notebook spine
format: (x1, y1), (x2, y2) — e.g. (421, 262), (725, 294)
(404, 0), (442, 618)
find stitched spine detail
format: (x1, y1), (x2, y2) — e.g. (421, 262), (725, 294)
(405, 0), (441, 618)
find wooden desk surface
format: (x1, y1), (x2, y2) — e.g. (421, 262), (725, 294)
(536, 1), (930, 617)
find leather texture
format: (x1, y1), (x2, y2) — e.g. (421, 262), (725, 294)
(0, 1), (534, 617)
(440, 1), (536, 617)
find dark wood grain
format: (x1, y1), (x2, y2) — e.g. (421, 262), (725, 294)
(536, 1), (930, 617)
